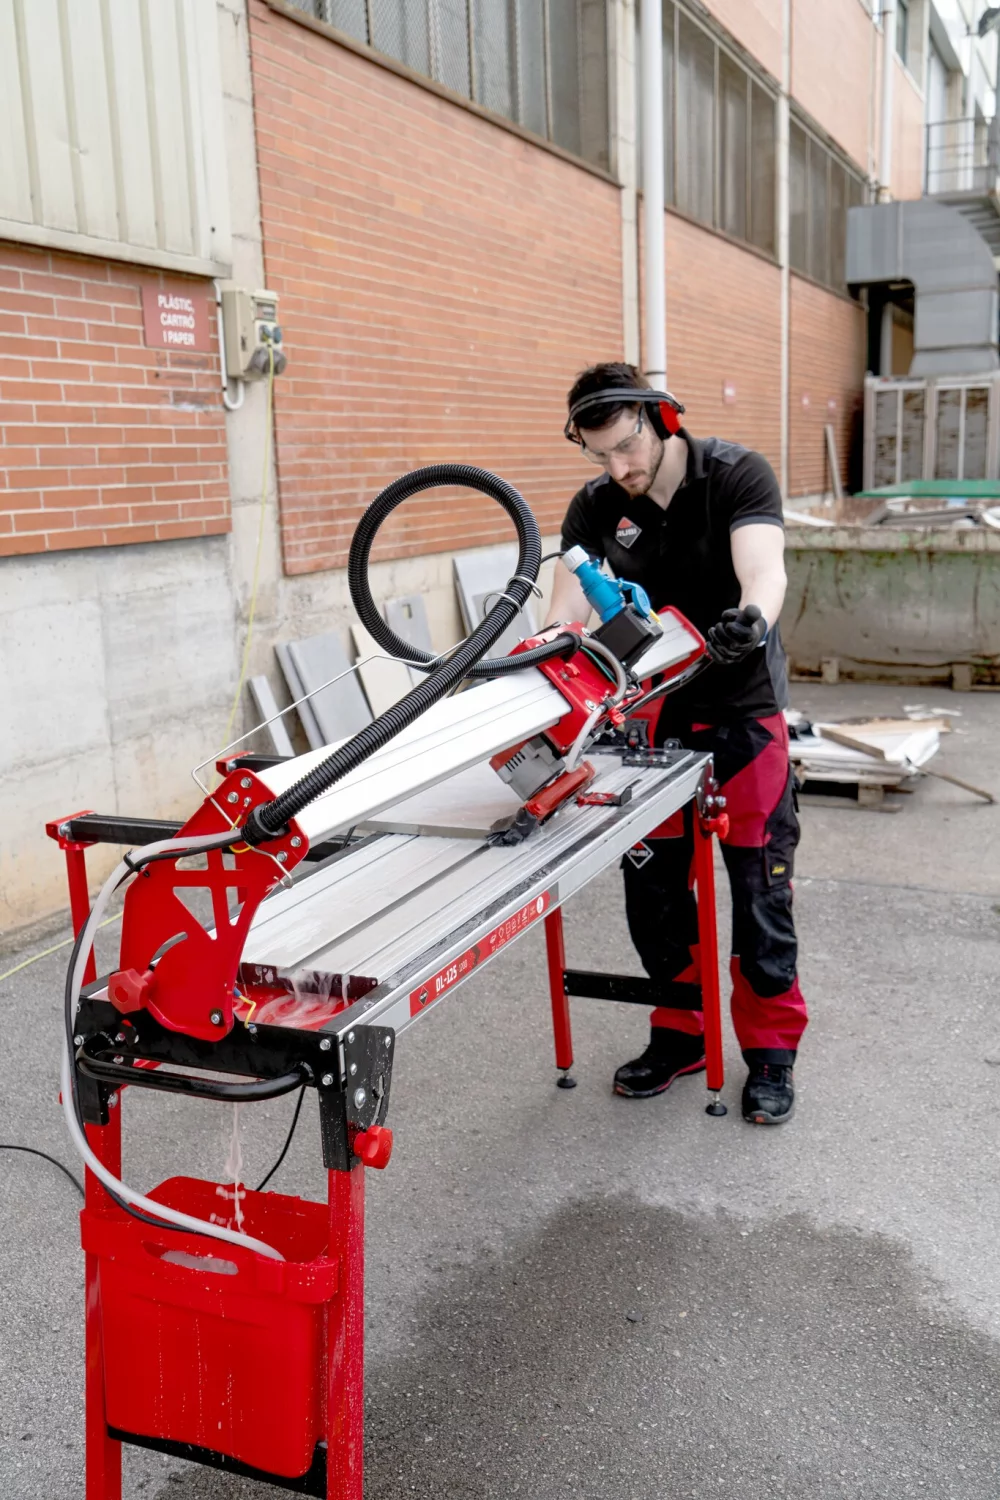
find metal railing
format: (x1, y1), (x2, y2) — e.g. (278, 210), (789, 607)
(924, 115), (1000, 196)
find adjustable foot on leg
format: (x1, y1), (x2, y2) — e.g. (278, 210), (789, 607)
(556, 1069), (577, 1090)
(705, 1091), (727, 1117)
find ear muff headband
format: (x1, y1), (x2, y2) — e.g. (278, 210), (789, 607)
(564, 387), (685, 444)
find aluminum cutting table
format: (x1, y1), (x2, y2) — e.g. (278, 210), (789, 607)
(239, 746), (722, 1090)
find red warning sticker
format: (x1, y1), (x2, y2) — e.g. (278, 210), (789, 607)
(409, 891), (552, 1016)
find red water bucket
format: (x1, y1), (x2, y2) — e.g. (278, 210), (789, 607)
(81, 1176), (337, 1479)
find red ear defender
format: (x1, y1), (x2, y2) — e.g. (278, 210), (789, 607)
(659, 399), (682, 436)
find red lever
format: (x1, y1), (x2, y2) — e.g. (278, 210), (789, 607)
(353, 1124), (393, 1169)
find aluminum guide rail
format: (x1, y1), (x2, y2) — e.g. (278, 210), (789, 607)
(243, 751), (708, 1045)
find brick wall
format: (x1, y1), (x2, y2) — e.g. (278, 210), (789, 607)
(0, 246), (229, 558)
(663, 214), (782, 472)
(789, 273), (867, 496)
(249, 3), (623, 574)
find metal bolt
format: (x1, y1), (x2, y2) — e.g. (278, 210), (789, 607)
(277, 851), (287, 863)
(108, 1092), (119, 1108)
(319, 1037), (332, 1051)
(321, 1073), (334, 1087)
(349, 1062), (357, 1076)
(247, 1023), (257, 1037)
(115, 1032), (126, 1043)
(240, 777), (252, 789)
(226, 791), (239, 804)
(353, 1087), (367, 1109)
(209, 1009), (224, 1026)
(291, 836), (302, 848)
(384, 1036), (392, 1049)
(347, 1031), (355, 1044)
(113, 1055), (124, 1065)
(74, 1034), (84, 1047)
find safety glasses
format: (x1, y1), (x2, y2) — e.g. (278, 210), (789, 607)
(570, 410), (647, 466)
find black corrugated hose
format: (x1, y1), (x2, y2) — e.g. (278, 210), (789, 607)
(244, 464), (577, 844)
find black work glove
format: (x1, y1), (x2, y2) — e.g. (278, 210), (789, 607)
(705, 605), (767, 665)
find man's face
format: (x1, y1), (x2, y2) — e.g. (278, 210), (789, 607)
(576, 406), (665, 495)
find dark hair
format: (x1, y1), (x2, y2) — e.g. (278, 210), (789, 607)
(566, 362), (650, 432)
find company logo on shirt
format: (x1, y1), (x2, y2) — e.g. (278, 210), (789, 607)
(615, 515), (641, 549)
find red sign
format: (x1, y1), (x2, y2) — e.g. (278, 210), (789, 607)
(409, 891), (552, 1017)
(141, 281), (212, 352)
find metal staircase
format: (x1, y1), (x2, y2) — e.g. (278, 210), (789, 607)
(925, 116), (1000, 259)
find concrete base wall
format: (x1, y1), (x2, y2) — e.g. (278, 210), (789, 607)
(784, 529), (1000, 682)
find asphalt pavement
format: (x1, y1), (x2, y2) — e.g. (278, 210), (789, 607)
(2, 683), (999, 1498)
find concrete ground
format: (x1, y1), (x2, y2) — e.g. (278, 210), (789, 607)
(2, 682), (1000, 1498)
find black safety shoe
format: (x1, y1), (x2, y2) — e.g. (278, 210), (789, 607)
(613, 1029), (706, 1099)
(742, 1063), (795, 1125)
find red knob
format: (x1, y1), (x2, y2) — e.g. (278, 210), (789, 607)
(108, 967), (151, 1014)
(353, 1124), (393, 1169)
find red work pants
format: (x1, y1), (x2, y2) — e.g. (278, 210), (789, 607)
(622, 713), (808, 1064)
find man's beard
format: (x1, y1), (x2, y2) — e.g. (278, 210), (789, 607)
(620, 437), (665, 494)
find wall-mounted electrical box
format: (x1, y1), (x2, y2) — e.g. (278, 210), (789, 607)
(218, 282), (286, 379)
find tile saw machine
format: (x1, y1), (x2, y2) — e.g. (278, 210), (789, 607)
(48, 464), (731, 1499)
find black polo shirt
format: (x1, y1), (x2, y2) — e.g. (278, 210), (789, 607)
(559, 430), (788, 724)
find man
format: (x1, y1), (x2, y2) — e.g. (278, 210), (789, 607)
(545, 362), (807, 1125)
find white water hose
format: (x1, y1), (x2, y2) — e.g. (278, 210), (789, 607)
(62, 835), (285, 1262)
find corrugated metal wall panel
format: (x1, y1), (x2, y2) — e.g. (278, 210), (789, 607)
(0, 0), (230, 275)
(0, 4), (33, 224)
(65, 0), (120, 242)
(107, 0), (160, 252)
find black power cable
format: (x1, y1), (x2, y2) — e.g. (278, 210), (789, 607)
(0, 1144), (83, 1198)
(255, 1085), (307, 1192)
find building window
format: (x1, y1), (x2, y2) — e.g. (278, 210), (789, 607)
(896, 0), (909, 64)
(662, 2), (777, 257)
(289, 0), (612, 172)
(790, 117), (866, 293)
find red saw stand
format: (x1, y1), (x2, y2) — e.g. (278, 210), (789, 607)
(47, 651), (730, 1500)
(48, 773), (728, 1500)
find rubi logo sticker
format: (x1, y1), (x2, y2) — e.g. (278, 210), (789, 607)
(616, 516), (641, 548)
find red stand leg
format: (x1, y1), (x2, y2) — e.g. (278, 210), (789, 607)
(544, 909), (575, 1082)
(327, 1164), (365, 1500)
(65, 844), (97, 986)
(84, 1108), (122, 1499)
(693, 821), (727, 1114)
